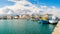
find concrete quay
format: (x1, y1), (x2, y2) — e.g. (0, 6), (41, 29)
(52, 21), (60, 34)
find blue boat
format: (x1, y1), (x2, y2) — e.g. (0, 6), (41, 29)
(40, 20), (49, 24)
(40, 15), (49, 24)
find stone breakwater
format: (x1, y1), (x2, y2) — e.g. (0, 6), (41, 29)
(52, 21), (60, 34)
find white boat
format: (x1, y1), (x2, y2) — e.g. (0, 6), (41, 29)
(49, 16), (58, 24)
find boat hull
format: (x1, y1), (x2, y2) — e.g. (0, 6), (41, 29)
(49, 20), (58, 24)
(41, 20), (49, 24)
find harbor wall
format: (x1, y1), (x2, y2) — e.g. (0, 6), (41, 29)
(52, 21), (60, 34)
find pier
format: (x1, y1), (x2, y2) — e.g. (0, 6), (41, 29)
(52, 21), (60, 34)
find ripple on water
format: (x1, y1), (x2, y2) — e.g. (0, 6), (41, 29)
(0, 19), (56, 34)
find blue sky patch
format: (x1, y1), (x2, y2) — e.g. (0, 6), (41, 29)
(0, 0), (60, 8)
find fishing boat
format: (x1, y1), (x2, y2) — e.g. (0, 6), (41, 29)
(40, 14), (49, 24)
(49, 16), (58, 24)
(41, 17), (49, 24)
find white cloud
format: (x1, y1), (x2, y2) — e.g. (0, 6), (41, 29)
(8, 0), (27, 2)
(0, 0), (40, 15)
(0, 0), (60, 17)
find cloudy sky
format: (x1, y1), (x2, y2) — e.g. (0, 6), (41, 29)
(0, 0), (60, 17)
(28, 0), (60, 8)
(0, 0), (60, 8)
(0, 0), (14, 8)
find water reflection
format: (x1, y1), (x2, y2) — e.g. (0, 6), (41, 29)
(0, 19), (56, 34)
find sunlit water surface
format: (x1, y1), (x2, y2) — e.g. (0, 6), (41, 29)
(0, 19), (56, 34)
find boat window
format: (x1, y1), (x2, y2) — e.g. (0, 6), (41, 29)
(49, 17), (52, 20)
(49, 17), (58, 20)
(55, 17), (58, 20)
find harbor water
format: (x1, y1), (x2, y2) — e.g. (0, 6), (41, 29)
(0, 19), (56, 34)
